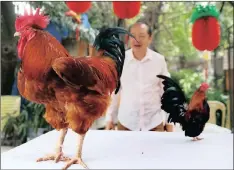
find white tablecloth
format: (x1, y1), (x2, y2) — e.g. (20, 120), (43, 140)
(1, 130), (233, 169)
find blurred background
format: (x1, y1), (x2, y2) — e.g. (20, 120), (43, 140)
(1, 1), (233, 151)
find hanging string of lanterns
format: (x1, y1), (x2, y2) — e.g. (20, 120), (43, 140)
(190, 4), (221, 81)
(65, 1), (141, 20)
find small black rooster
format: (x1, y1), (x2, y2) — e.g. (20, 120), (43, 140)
(157, 75), (210, 141)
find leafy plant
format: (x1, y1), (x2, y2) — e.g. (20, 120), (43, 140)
(2, 110), (29, 146)
(170, 69), (204, 101)
(78, 26), (99, 45)
(170, 69), (228, 103)
(2, 102), (52, 146)
(24, 102), (52, 133)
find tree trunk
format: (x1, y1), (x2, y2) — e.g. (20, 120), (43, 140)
(117, 18), (125, 27)
(150, 2), (163, 52)
(117, 18), (127, 48)
(1, 2), (18, 95)
(179, 55), (186, 68)
(227, 31), (234, 133)
(140, 2), (163, 52)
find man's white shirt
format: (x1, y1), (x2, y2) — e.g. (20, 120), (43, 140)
(105, 48), (171, 131)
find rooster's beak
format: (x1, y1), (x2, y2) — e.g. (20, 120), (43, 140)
(14, 32), (20, 37)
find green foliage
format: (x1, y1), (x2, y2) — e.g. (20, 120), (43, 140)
(171, 69), (204, 100)
(2, 102), (52, 146)
(87, 2), (116, 29)
(207, 90), (228, 104)
(3, 110), (29, 145)
(24, 102), (51, 133)
(78, 26), (99, 44)
(216, 2), (233, 49)
(170, 69), (228, 104)
(152, 2), (199, 62)
(190, 4), (220, 23)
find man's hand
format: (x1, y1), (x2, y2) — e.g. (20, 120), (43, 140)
(105, 121), (115, 130)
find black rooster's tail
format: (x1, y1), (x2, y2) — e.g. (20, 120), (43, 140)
(157, 75), (187, 127)
(93, 27), (135, 94)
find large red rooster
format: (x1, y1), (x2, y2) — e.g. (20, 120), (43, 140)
(157, 75), (210, 141)
(14, 8), (134, 169)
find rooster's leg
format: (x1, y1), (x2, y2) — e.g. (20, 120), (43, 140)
(196, 137), (203, 140)
(37, 128), (70, 163)
(192, 137), (197, 141)
(192, 137), (204, 141)
(62, 134), (88, 170)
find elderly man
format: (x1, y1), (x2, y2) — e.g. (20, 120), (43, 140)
(105, 21), (173, 132)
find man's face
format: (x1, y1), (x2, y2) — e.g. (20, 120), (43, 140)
(129, 23), (152, 52)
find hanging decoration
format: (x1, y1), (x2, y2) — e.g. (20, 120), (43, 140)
(65, 2), (91, 40)
(202, 51), (210, 81)
(113, 1), (141, 46)
(191, 4), (221, 82)
(65, 10), (82, 40)
(65, 1), (91, 14)
(191, 4), (221, 51)
(113, 1), (141, 19)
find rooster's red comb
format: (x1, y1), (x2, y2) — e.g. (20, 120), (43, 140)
(15, 8), (49, 31)
(200, 82), (209, 89)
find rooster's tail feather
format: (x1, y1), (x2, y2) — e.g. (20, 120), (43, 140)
(93, 27), (135, 94)
(157, 75), (187, 127)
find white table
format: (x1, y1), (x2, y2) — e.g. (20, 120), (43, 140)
(1, 130), (233, 169)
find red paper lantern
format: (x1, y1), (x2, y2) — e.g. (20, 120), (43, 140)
(192, 17), (220, 51)
(206, 17), (220, 51)
(191, 5), (220, 51)
(66, 1), (91, 14)
(113, 1), (141, 19)
(192, 18), (207, 51)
